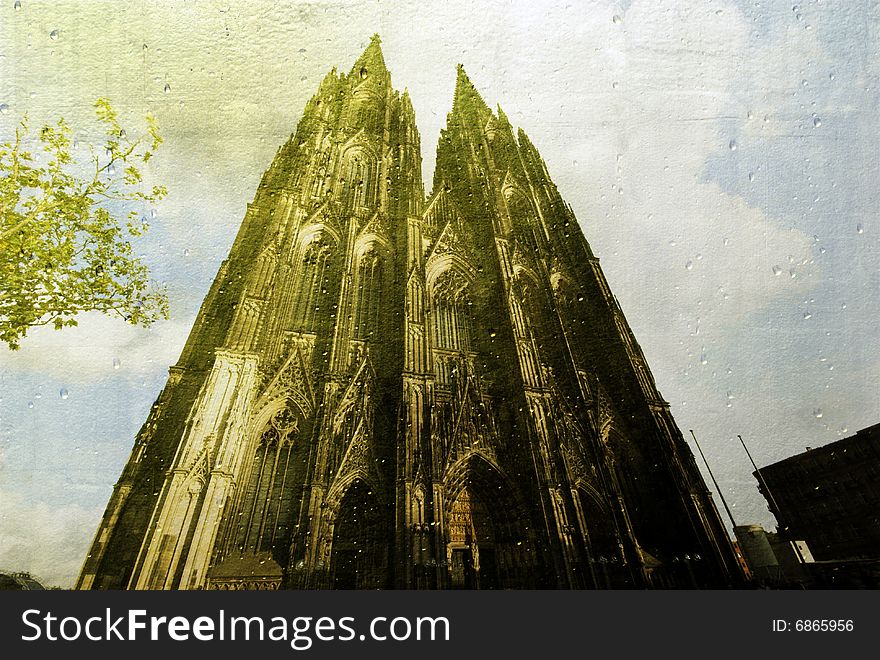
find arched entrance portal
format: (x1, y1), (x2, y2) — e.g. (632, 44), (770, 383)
(444, 456), (535, 589)
(329, 479), (388, 589)
(446, 487), (499, 589)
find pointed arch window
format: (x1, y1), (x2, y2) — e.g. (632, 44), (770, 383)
(429, 267), (475, 353)
(227, 407), (301, 559)
(353, 246), (385, 339)
(341, 151), (376, 211)
(505, 189), (541, 252)
(293, 236), (334, 332)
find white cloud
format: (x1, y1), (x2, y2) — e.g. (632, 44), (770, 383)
(0, 312), (191, 384)
(0, 488), (102, 588)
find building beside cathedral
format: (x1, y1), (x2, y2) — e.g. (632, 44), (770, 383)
(77, 37), (741, 590)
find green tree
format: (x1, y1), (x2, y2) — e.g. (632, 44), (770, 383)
(0, 98), (169, 349)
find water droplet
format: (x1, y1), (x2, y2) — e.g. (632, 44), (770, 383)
(748, 171), (755, 182)
(0, 103), (8, 114)
(728, 140), (737, 151)
(150, 209), (157, 219)
(108, 163), (116, 176)
(119, 129), (127, 139)
(772, 265), (782, 276)
(49, 29), (59, 40)
(813, 117), (821, 128)
(183, 248), (190, 257)
(685, 260), (693, 270)
(700, 351), (708, 365)
(813, 408), (823, 419)
(28, 401), (34, 409)
(722, 237), (729, 246)
(611, 81), (619, 89)
(164, 82), (171, 93)
(612, 14), (622, 24)
(801, 79), (808, 87)
(14, 0), (21, 10)
(113, 357), (121, 369)
(60, 388), (68, 400)
(856, 223), (864, 234)
(803, 311), (812, 320)
(829, 72), (836, 81)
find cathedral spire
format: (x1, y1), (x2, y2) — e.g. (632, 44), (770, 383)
(349, 33), (389, 82)
(451, 64), (492, 121)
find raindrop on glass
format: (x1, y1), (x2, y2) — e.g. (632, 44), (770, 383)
(813, 117), (821, 128)
(183, 248), (190, 257)
(612, 14), (622, 24)
(14, 0), (21, 10)
(164, 82), (171, 93)
(829, 72), (836, 81)
(772, 265), (782, 276)
(748, 172), (755, 182)
(113, 357), (121, 369)
(108, 163), (116, 176)
(28, 401), (34, 409)
(728, 140), (737, 151)
(685, 260), (693, 271)
(50, 29), (59, 41)
(0, 103), (8, 114)
(856, 223), (864, 234)
(803, 311), (812, 320)
(813, 408), (823, 419)
(60, 388), (69, 400)
(119, 129), (127, 139)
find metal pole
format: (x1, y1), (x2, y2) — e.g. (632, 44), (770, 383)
(738, 434), (806, 566)
(689, 430), (737, 529)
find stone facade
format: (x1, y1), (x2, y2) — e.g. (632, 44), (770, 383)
(77, 37), (741, 590)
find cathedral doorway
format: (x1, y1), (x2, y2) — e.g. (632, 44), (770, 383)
(444, 455), (535, 589)
(446, 488), (499, 589)
(329, 479), (388, 589)
(575, 487), (630, 588)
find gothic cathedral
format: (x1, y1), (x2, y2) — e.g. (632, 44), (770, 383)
(77, 37), (741, 590)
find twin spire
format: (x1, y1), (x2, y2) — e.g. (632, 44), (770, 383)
(347, 35), (498, 122)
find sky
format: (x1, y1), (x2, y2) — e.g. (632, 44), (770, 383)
(0, 0), (878, 588)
